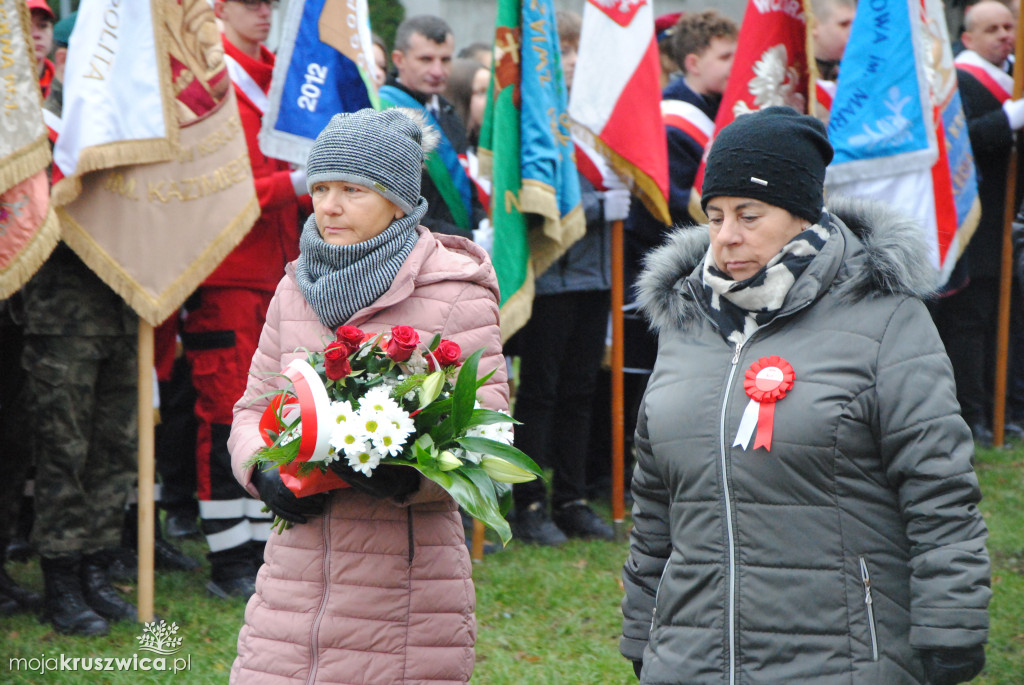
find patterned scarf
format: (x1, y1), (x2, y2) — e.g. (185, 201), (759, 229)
(702, 217), (832, 346)
(296, 199), (427, 329)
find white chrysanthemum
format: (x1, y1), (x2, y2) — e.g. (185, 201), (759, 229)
(478, 421), (515, 445)
(354, 408), (388, 445)
(346, 446), (382, 476)
(466, 420), (515, 445)
(328, 400), (355, 426)
(329, 414), (366, 456)
(388, 410), (415, 439)
(361, 386), (401, 414)
(371, 421), (407, 457)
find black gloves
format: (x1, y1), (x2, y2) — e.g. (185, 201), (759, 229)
(250, 466), (327, 524)
(632, 660), (642, 679)
(328, 461), (420, 501)
(921, 645), (985, 685)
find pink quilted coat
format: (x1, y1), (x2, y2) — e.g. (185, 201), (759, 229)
(228, 227), (509, 684)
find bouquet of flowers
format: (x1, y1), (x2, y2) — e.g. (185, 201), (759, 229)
(248, 324), (542, 545)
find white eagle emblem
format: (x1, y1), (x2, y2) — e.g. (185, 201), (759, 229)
(734, 44), (807, 117)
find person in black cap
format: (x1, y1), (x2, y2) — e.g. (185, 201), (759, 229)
(620, 107), (990, 685)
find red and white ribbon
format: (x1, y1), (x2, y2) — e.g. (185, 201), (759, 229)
(732, 356), (795, 452)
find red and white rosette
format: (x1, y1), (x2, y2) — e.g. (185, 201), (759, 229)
(732, 355), (795, 452)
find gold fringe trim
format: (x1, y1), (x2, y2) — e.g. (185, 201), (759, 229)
(53, 138), (177, 206)
(583, 132), (672, 226)
(955, 197), (982, 260)
(0, 203), (60, 299)
(0, 135), (51, 193)
(498, 260), (535, 343)
(528, 204), (586, 278)
(689, 187), (708, 224)
(478, 147), (493, 179)
(150, 0), (181, 151)
(58, 196), (260, 325)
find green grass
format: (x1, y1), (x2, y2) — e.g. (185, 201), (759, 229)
(2, 446), (1022, 683)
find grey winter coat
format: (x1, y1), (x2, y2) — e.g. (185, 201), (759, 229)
(620, 197), (991, 684)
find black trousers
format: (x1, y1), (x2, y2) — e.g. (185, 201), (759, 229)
(930, 276), (1024, 426)
(511, 290), (610, 510)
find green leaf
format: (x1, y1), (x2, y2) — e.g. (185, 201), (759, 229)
(418, 371), (446, 409)
(412, 434), (437, 468)
(465, 408), (520, 429)
(421, 465), (511, 545)
(451, 348), (484, 430)
(427, 333), (441, 351)
(392, 373), (428, 399)
(456, 437), (543, 477)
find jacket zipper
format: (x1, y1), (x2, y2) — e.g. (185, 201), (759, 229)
(650, 560), (672, 631)
(305, 509), (332, 685)
(720, 339), (744, 685)
(687, 279), (817, 685)
(859, 556), (879, 661)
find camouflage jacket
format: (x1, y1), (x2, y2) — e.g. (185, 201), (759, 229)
(21, 245), (136, 336)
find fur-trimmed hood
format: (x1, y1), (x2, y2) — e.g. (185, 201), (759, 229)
(636, 196), (939, 332)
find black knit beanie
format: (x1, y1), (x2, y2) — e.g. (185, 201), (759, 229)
(305, 108), (439, 215)
(700, 106), (834, 223)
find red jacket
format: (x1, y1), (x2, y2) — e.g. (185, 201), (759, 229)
(204, 38), (311, 292)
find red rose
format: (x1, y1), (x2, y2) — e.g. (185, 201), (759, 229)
(427, 339), (461, 371)
(323, 341), (352, 380)
(335, 325), (365, 355)
(385, 325), (420, 362)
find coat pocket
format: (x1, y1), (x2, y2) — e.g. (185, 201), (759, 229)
(858, 555), (879, 662)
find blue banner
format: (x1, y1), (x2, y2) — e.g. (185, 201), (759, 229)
(259, 0), (375, 166)
(827, 0), (934, 178)
(520, 0), (581, 219)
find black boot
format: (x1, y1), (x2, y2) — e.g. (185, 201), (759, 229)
(80, 552), (138, 622)
(0, 543), (42, 615)
(40, 555), (109, 636)
(122, 504), (201, 572)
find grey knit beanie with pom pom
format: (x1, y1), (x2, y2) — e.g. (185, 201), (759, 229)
(305, 108), (439, 214)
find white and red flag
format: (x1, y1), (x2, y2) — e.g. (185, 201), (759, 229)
(51, 0), (259, 325)
(568, 0), (670, 224)
(690, 0), (811, 219)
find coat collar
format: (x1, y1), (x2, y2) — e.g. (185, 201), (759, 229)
(636, 196), (939, 333)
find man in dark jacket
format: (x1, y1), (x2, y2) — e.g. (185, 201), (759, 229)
(379, 15), (484, 240)
(936, 0), (1024, 445)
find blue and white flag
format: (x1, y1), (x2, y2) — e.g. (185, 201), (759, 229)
(825, 0), (979, 286)
(259, 0), (377, 166)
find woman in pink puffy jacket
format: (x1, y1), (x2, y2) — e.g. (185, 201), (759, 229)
(227, 108), (508, 684)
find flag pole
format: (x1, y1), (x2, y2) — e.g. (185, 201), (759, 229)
(611, 218), (626, 540)
(471, 519), (486, 561)
(137, 319), (155, 622)
(992, 2), (1024, 447)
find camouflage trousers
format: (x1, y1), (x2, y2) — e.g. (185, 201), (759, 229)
(21, 334), (138, 558)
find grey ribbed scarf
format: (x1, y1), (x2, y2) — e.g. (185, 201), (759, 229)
(296, 199), (426, 329)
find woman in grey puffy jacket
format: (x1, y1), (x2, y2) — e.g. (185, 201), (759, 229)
(620, 107), (991, 685)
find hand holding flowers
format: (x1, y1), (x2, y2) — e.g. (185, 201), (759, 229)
(248, 325), (541, 544)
